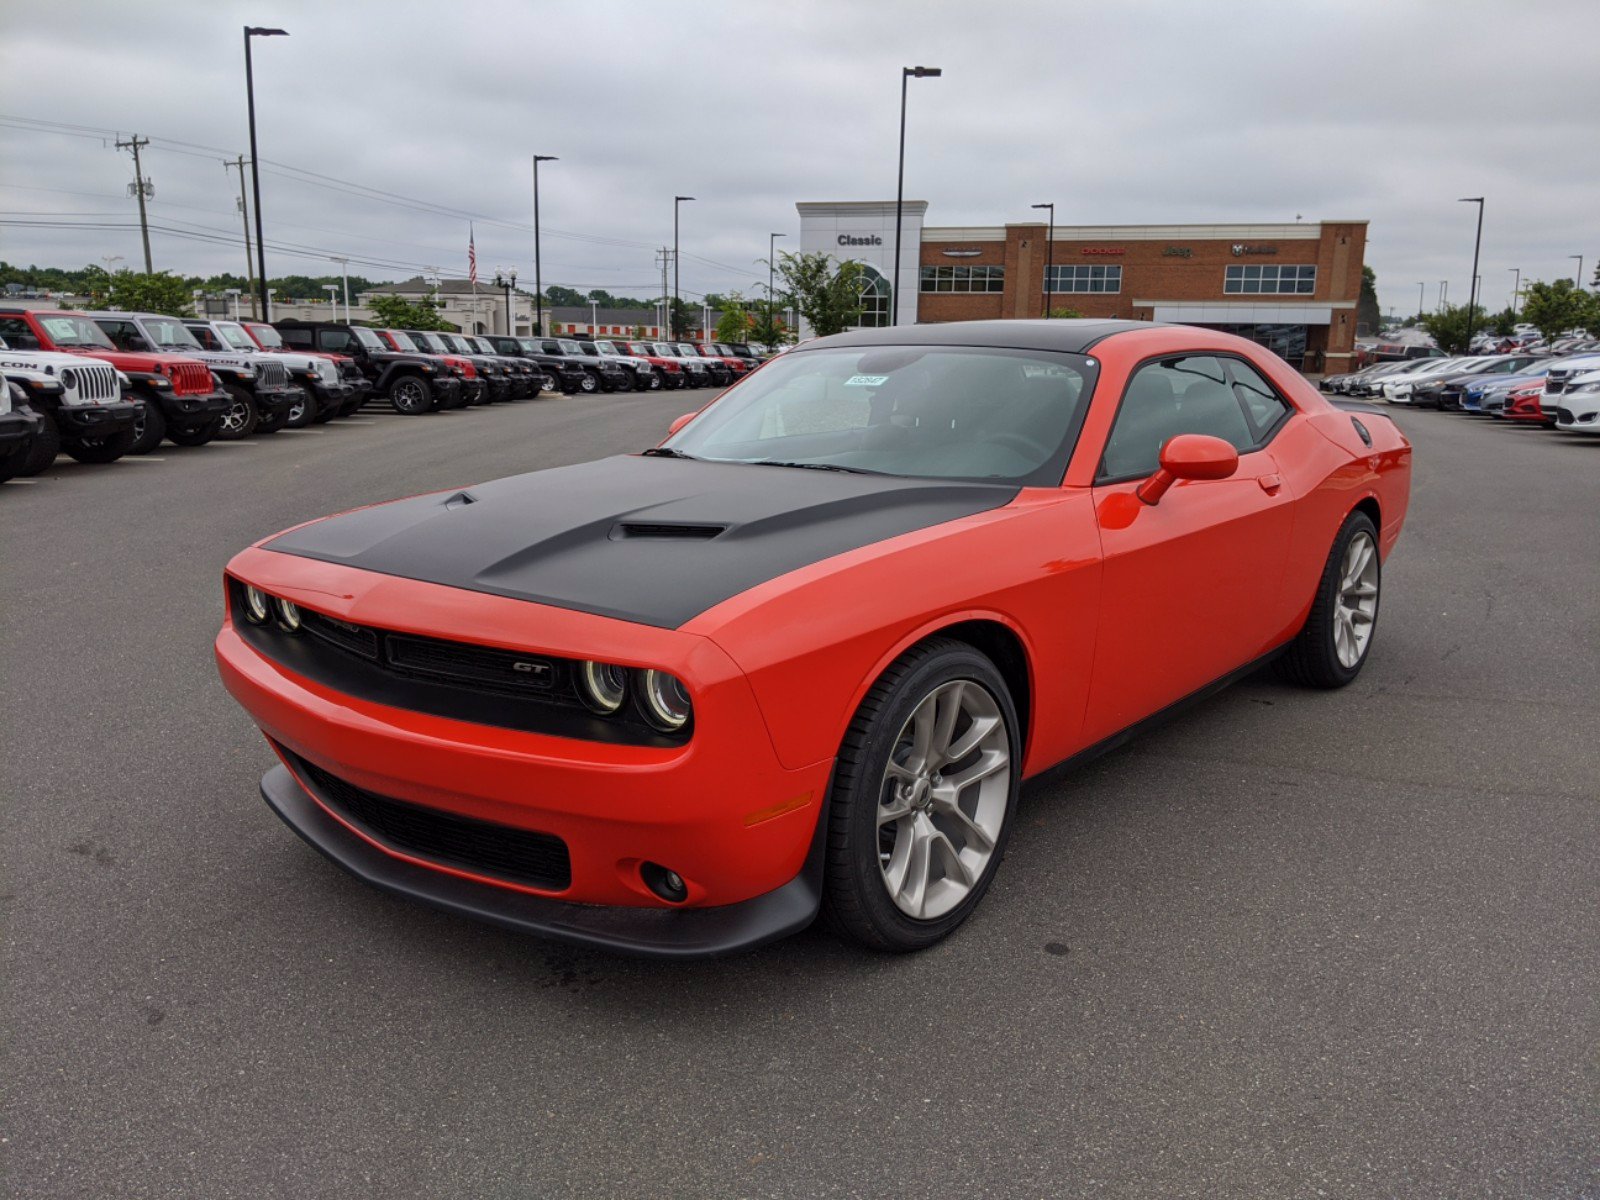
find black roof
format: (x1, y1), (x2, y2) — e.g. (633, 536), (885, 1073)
(802, 319), (1155, 355)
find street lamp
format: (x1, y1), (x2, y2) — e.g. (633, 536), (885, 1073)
(1417, 281), (1426, 319)
(1458, 196), (1484, 348)
(1031, 202), (1055, 318)
(330, 255), (349, 322)
(893, 66), (941, 326)
(673, 195), (694, 338)
(1508, 267), (1521, 314)
(244, 25), (288, 321)
(1439, 280), (1448, 311)
(322, 283), (337, 312)
(226, 287), (242, 320)
(494, 269), (517, 334)
(768, 231), (785, 339)
(1571, 254), (1585, 292)
(589, 298), (599, 336)
(532, 155), (557, 335)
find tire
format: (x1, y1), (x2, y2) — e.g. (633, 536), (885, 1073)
(215, 387), (259, 440)
(388, 375), (433, 415)
(130, 398), (166, 455)
(821, 637), (1021, 953)
(64, 427), (137, 464)
(1275, 509), (1381, 689)
(167, 418), (221, 447)
(254, 394), (289, 435)
(285, 389), (317, 429)
(578, 371), (600, 395)
(646, 370), (663, 392)
(0, 446), (24, 483)
(20, 411), (60, 475)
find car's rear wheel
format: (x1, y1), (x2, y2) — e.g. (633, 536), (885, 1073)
(20, 411), (60, 475)
(1276, 509), (1381, 688)
(63, 427), (136, 464)
(822, 638), (1020, 952)
(215, 389), (259, 440)
(130, 399), (166, 454)
(388, 375), (432, 415)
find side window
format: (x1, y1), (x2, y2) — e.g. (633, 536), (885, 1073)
(102, 321), (144, 351)
(1101, 356), (1252, 479)
(320, 330), (355, 352)
(1224, 359), (1293, 440)
(280, 328), (312, 348)
(0, 317), (40, 349)
(190, 327), (221, 350)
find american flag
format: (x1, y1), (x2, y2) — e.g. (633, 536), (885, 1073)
(468, 225), (477, 285)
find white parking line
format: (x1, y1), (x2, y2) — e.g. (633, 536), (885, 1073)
(340, 418), (376, 424)
(6, 478), (38, 485)
(124, 456), (166, 462)
(209, 441), (258, 447)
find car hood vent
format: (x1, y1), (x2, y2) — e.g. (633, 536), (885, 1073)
(611, 522), (725, 540)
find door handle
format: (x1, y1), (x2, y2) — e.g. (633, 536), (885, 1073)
(1258, 474), (1283, 495)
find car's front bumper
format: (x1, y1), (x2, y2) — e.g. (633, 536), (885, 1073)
(0, 408), (41, 454)
(55, 399), (139, 437)
(155, 389), (232, 430)
(1553, 398), (1600, 432)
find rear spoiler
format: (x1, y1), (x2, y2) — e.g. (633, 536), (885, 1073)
(1328, 397), (1391, 416)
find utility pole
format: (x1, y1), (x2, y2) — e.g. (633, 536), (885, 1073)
(657, 246), (672, 339)
(117, 135), (153, 273)
(227, 156), (258, 317)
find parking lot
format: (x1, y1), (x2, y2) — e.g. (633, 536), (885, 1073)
(4, 394), (1597, 1197)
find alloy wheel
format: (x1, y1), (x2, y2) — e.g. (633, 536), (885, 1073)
(876, 680), (1011, 920)
(219, 398), (250, 435)
(1335, 530), (1379, 668)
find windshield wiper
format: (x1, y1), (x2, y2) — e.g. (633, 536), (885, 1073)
(640, 447), (698, 460)
(743, 459), (875, 474)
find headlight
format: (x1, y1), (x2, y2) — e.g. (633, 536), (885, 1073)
(243, 585), (272, 625)
(150, 377), (172, 388)
(275, 597), (303, 633)
(59, 368), (77, 389)
(640, 669), (692, 732)
(578, 661), (628, 714)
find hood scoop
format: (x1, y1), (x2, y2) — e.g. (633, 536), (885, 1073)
(611, 521), (726, 541)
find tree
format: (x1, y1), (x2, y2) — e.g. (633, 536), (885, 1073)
(1358, 265), (1381, 336)
(748, 298), (789, 346)
(368, 293), (452, 331)
(1520, 279), (1598, 341)
(668, 297), (695, 339)
(1047, 306), (1085, 319)
(1418, 303), (1487, 354)
(544, 285), (584, 307)
(85, 270), (196, 316)
(776, 251), (863, 337)
(714, 292), (749, 342)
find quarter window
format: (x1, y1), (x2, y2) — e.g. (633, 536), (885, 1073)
(918, 265), (1006, 293)
(1225, 358), (1293, 437)
(1224, 264), (1316, 294)
(1047, 264), (1122, 293)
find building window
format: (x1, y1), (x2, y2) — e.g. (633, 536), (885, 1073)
(857, 265), (891, 327)
(1046, 264), (1122, 293)
(1224, 264), (1316, 295)
(919, 265), (1006, 293)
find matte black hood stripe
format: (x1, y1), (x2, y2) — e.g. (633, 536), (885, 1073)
(265, 455), (1019, 629)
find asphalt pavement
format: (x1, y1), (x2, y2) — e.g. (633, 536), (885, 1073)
(3, 392), (1596, 1199)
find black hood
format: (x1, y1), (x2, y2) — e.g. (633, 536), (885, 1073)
(264, 455), (1018, 629)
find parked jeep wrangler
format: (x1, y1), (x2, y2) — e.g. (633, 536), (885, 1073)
(0, 380), (45, 482)
(457, 334), (542, 399)
(0, 339), (142, 469)
(276, 321), (460, 415)
(537, 337), (632, 393)
(375, 330), (479, 407)
(186, 318), (352, 428)
(240, 320), (369, 417)
(0, 308), (228, 453)
(483, 336), (586, 395)
(647, 341), (713, 388)
(619, 341), (688, 389)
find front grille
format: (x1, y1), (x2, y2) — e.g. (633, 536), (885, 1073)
(283, 746), (572, 891)
(1555, 408), (1574, 424)
(338, 361), (362, 381)
(169, 361), (213, 395)
(387, 633), (559, 696)
(257, 359), (289, 388)
(1545, 372), (1569, 394)
(302, 608), (379, 660)
(76, 364), (119, 402)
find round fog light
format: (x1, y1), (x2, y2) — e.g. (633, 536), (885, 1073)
(243, 585), (272, 625)
(578, 660), (627, 714)
(640, 669), (692, 732)
(276, 597), (303, 633)
(641, 862), (688, 903)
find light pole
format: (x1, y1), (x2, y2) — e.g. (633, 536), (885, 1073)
(1031, 202), (1055, 317)
(893, 66), (941, 326)
(1571, 255), (1585, 292)
(532, 155), (556, 334)
(244, 25), (288, 321)
(768, 231), (785, 340)
(1439, 281), (1448, 311)
(673, 195), (694, 338)
(494, 269), (517, 334)
(1417, 281), (1426, 320)
(1458, 196), (1484, 349)
(589, 298), (599, 336)
(322, 283), (337, 313)
(1508, 267), (1521, 314)
(330, 255), (349, 322)
(226, 287), (241, 320)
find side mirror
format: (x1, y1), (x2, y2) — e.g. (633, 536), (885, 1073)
(667, 411), (697, 436)
(1136, 434), (1239, 506)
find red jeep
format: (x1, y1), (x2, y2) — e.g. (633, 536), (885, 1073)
(0, 307), (229, 452)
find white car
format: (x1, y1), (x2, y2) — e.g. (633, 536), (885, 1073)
(1380, 357), (1477, 403)
(0, 337), (140, 467)
(187, 318), (341, 426)
(1549, 369), (1600, 435)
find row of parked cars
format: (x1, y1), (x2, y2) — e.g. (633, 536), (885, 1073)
(0, 305), (770, 482)
(1321, 349), (1600, 434)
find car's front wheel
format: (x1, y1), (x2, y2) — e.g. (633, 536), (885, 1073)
(388, 375), (433, 415)
(1276, 509), (1381, 688)
(578, 371), (599, 394)
(130, 399), (165, 454)
(215, 389), (259, 440)
(822, 638), (1020, 952)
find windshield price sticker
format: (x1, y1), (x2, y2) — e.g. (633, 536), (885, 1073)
(844, 374), (889, 387)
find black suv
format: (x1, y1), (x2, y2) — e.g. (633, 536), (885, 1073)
(538, 337), (630, 394)
(483, 336), (586, 395)
(277, 321), (460, 415)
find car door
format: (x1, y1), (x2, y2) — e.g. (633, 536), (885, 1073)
(1081, 353), (1297, 743)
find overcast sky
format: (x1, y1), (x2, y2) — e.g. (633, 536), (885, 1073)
(2, 0), (1596, 319)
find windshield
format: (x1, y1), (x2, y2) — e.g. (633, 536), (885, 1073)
(595, 340), (622, 355)
(409, 332), (444, 352)
(37, 314), (120, 350)
(663, 345), (1098, 485)
(468, 337), (496, 354)
(247, 323), (283, 349)
(558, 339), (584, 355)
(143, 317), (201, 349)
(651, 343), (678, 357)
(386, 330), (420, 352)
(677, 343), (702, 357)
(216, 322), (257, 351)
(517, 339), (542, 353)
(352, 327), (385, 350)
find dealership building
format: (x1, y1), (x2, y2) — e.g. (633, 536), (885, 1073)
(797, 201), (1369, 373)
